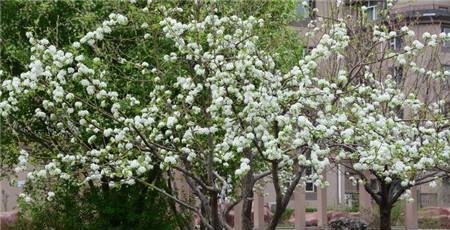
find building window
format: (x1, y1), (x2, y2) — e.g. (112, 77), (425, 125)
(305, 181), (315, 192)
(389, 37), (402, 51)
(444, 65), (450, 71)
(305, 166), (316, 192)
(443, 26), (450, 48)
(394, 105), (404, 119)
(393, 66), (403, 84)
(366, 1), (378, 21)
(419, 193), (438, 208)
(296, 0), (316, 20)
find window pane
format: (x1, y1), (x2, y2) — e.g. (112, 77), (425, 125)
(395, 37), (401, 49)
(367, 7), (376, 21)
(444, 27), (450, 47)
(306, 166), (313, 175)
(296, 0), (315, 19)
(389, 37), (401, 50)
(296, 4), (308, 17)
(394, 66), (403, 83)
(305, 182), (314, 192)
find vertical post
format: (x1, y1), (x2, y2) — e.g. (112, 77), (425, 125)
(317, 172), (327, 227)
(405, 187), (418, 229)
(234, 201), (242, 230)
(337, 164), (345, 205)
(253, 190), (265, 230)
(294, 186), (306, 230)
(359, 173), (372, 222)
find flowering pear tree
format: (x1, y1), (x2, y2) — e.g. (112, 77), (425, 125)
(325, 3), (450, 230)
(0, 1), (348, 229)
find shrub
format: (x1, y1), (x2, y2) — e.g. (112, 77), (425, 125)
(14, 181), (186, 230)
(280, 208), (294, 223)
(329, 217), (368, 230)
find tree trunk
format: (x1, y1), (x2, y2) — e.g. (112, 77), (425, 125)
(241, 192), (254, 230)
(267, 209), (283, 230)
(241, 171), (255, 230)
(210, 191), (224, 229)
(266, 162), (305, 230)
(379, 204), (392, 230)
(200, 207), (206, 230)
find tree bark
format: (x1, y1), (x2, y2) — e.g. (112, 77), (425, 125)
(266, 161), (305, 230)
(267, 208), (284, 230)
(379, 205), (392, 230)
(267, 161), (283, 230)
(377, 178), (393, 230)
(210, 191), (223, 229)
(241, 170), (255, 230)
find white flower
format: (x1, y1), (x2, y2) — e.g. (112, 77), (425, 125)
(74, 102), (83, 108)
(47, 191), (55, 201)
(72, 42), (81, 48)
(103, 128), (113, 137)
(235, 158), (251, 176)
(88, 135), (97, 144)
(137, 166), (146, 175)
(125, 142), (133, 150)
(90, 163), (100, 171)
(167, 116), (177, 128)
(24, 196), (33, 203)
(341, 128), (354, 138)
(164, 156), (176, 165)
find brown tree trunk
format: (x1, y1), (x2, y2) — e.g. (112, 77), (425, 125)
(266, 208), (284, 230)
(241, 170), (255, 230)
(211, 192), (222, 229)
(241, 191), (254, 230)
(266, 161), (305, 230)
(379, 206), (392, 230)
(200, 207), (206, 230)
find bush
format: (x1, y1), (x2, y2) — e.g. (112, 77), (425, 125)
(344, 206), (359, 213)
(14, 181), (186, 230)
(329, 217), (368, 230)
(419, 217), (445, 229)
(280, 208), (294, 223)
